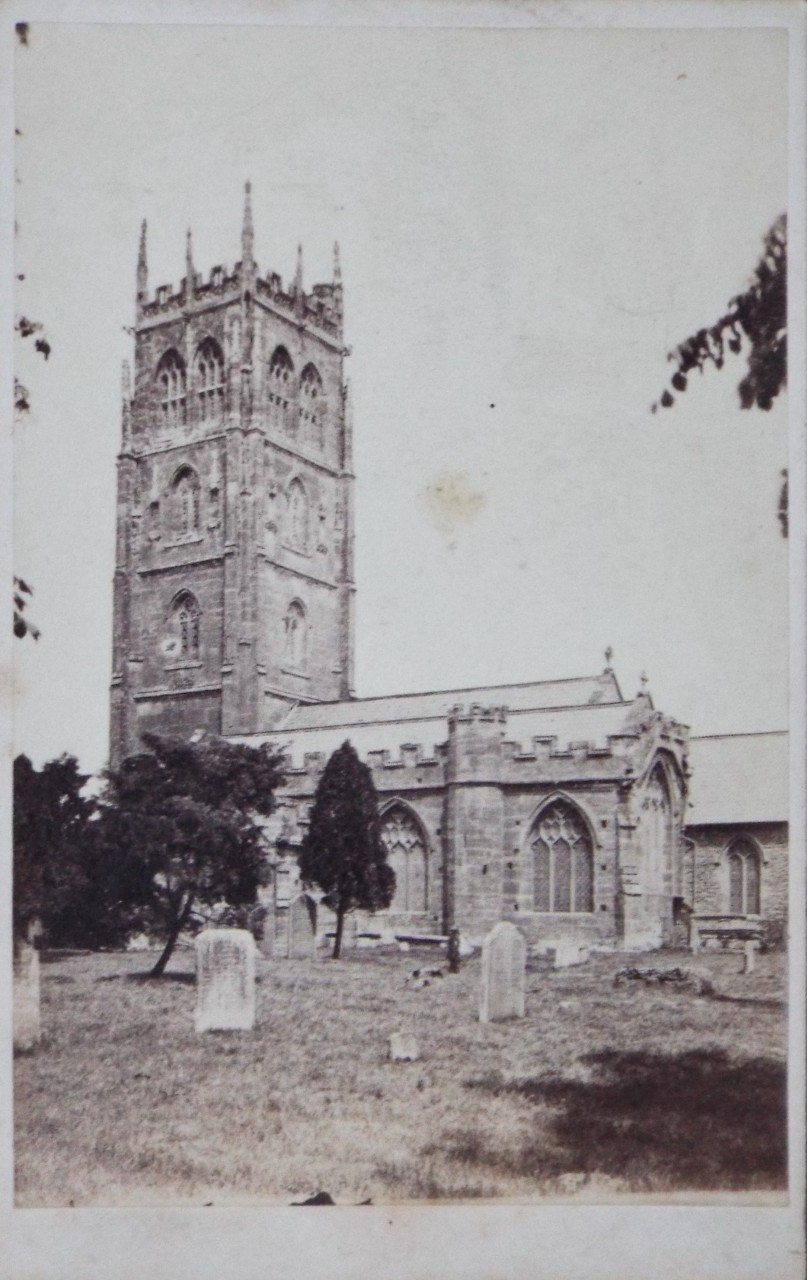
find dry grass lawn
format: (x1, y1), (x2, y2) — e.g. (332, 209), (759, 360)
(14, 944), (788, 1207)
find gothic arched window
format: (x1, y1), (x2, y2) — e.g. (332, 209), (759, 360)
(171, 466), (200, 537)
(727, 837), (761, 915)
(283, 600), (306, 670)
(269, 346), (295, 433)
(195, 338), (225, 422)
(299, 363), (323, 446)
(156, 349), (187, 427)
(642, 764), (672, 893)
(531, 800), (594, 913)
(380, 804), (428, 913)
(172, 591), (200, 660)
(286, 477), (309, 552)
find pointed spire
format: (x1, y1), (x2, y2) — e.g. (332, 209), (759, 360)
(241, 181), (254, 271)
(294, 243), (304, 294)
(333, 241), (341, 285)
(136, 219), (148, 306)
(185, 227), (195, 296)
(121, 360), (132, 446)
(639, 671), (649, 695)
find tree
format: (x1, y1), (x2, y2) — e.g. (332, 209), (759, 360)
(653, 214), (787, 414)
(298, 741), (395, 959)
(13, 753), (96, 943)
(98, 732), (285, 977)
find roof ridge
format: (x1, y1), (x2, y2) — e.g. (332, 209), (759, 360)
(690, 730), (788, 741)
(319, 673), (616, 707)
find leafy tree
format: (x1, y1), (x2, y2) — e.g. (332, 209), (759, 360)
(298, 741), (395, 959)
(13, 753), (97, 943)
(98, 732), (285, 977)
(653, 214), (786, 414)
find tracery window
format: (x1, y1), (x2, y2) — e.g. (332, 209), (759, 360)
(727, 837), (761, 915)
(269, 346), (294, 432)
(172, 591), (200, 660)
(641, 765), (672, 892)
(283, 600), (306, 670)
(286, 477), (309, 552)
(531, 800), (594, 913)
(299, 363), (323, 447)
(196, 338), (225, 422)
(380, 805), (428, 913)
(157, 349), (187, 427)
(172, 466), (200, 537)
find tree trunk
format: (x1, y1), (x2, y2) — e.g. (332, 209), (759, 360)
(148, 898), (193, 977)
(332, 906), (345, 960)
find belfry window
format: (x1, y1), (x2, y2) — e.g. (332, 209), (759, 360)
(157, 349), (187, 427)
(727, 837), (761, 915)
(196, 338), (225, 422)
(299, 363), (323, 446)
(531, 801), (594, 913)
(269, 346), (294, 432)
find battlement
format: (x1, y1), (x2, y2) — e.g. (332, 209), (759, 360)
(447, 703), (509, 726)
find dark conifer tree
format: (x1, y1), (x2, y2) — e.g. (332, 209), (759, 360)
(298, 741), (395, 959)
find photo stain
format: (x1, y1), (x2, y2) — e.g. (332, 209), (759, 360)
(421, 471), (486, 535)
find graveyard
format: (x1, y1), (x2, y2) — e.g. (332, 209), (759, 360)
(14, 939), (787, 1207)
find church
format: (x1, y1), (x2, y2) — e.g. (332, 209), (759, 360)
(109, 188), (788, 951)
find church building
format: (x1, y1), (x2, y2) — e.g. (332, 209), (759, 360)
(109, 188), (788, 951)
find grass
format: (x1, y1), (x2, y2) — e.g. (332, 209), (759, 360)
(14, 945), (788, 1207)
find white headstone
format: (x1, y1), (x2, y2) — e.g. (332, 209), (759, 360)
(195, 927), (256, 1032)
(479, 922), (526, 1023)
(389, 1032), (419, 1061)
(553, 941), (590, 969)
(13, 940), (41, 1052)
(287, 895), (316, 960)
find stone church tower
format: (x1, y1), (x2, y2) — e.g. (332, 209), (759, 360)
(110, 186), (355, 766)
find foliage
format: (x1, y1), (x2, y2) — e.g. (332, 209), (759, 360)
(13, 753), (101, 943)
(13, 576), (40, 640)
(298, 741), (395, 958)
(98, 732), (285, 976)
(653, 215), (786, 414)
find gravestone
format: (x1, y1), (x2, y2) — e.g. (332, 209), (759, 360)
(287, 894), (316, 960)
(553, 941), (590, 970)
(13, 940), (41, 1052)
(194, 927), (256, 1032)
(389, 1031), (419, 1061)
(479, 921), (526, 1023)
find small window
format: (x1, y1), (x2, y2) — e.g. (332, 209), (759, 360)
(172, 466), (200, 537)
(269, 346), (295, 432)
(286, 477), (309, 552)
(283, 600), (306, 670)
(171, 591), (200, 660)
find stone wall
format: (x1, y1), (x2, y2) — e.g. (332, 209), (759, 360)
(686, 821), (788, 928)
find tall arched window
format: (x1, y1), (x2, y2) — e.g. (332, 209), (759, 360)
(286, 477), (309, 552)
(283, 600), (306, 670)
(299, 363), (323, 447)
(268, 346), (294, 433)
(172, 591), (200, 659)
(195, 338), (225, 422)
(157, 349), (187, 427)
(172, 466), (200, 537)
(531, 800), (594, 913)
(642, 764), (672, 894)
(380, 804), (428, 913)
(727, 837), (761, 915)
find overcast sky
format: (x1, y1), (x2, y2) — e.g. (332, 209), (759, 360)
(12, 20), (790, 775)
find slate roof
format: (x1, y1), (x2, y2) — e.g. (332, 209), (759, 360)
(686, 732), (789, 825)
(232, 672), (648, 767)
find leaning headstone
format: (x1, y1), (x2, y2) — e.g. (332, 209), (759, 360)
(742, 940), (758, 975)
(13, 940), (41, 1052)
(389, 1032), (419, 1061)
(194, 927), (256, 1032)
(287, 894), (316, 960)
(479, 922), (526, 1023)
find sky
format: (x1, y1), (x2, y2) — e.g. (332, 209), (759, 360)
(12, 20), (791, 776)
